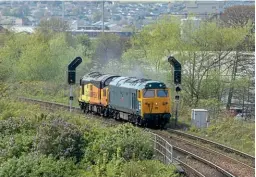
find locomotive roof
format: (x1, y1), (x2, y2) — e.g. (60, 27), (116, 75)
(80, 72), (167, 89)
(81, 72), (116, 82)
(109, 76), (166, 90)
(80, 72), (119, 88)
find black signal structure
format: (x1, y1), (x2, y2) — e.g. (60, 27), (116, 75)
(167, 55), (182, 128)
(175, 85), (181, 92)
(68, 57), (82, 112)
(68, 57), (82, 85)
(168, 56), (181, 85)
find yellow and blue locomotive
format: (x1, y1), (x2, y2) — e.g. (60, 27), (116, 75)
(78, 72), (171, 128)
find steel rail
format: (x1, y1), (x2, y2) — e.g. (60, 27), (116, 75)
(168, 128), (255, 161)
(175, 145), (235, 177)
(18, 97), (80, 110)
(153, 131), (236, 177)
(174, 158), (205, 177)
(147, 130), (205, 177)
(170, 135), (255, 171)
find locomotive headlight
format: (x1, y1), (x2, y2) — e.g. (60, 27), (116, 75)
(155, 102), (158, 105)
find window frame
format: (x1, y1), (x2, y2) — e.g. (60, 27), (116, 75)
(157, 89), (169, 97)
(143, 89), (155, 98)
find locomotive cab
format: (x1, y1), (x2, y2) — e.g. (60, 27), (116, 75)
(138, 82), (171, 127)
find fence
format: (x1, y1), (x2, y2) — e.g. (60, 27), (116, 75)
(149, 132), (173, 164)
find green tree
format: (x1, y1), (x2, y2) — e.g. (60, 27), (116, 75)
(124, 16), (251, 110)
(77, 34), (92, 57)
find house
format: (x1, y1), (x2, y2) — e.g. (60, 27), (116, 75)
(15, 18), (31, 26)
(184, 1), (225, 19)
(10, 26), (35, 34)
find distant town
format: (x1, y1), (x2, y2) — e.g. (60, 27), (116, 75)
(0, 1), (254, 37)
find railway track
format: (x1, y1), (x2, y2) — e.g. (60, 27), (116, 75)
(18, 97), (119, 127)
(154, 130), (255, 177)
(18, 97), (255, 177)
(168, 129), (255, 168)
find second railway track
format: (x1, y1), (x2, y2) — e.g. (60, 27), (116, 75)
(168, 129), (255, 168)
(154, 130), (255, 177)
(18, 97), (255, 177)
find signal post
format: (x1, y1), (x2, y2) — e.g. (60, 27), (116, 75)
(67, 57), (82, 112)
(168, 56), (182, 128)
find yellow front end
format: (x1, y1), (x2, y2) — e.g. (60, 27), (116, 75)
(141, 89), (171, 114)
(139, 88), (171, 127)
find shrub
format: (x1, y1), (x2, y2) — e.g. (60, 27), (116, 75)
(35, 118), (86, 162)
(0, 133), (34, 163)
(86, 124), (153, 163)
(0, 117), (35, 135)
(0, 153), (78, 177)
(120, 160), (179, 177)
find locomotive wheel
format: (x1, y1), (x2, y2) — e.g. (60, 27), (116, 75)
(114, 112), (120, 120)
(85, 105), (89, 113)
(103, 109), (108, 117)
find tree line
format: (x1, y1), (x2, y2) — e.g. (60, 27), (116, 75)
(0, 5), (254, 118)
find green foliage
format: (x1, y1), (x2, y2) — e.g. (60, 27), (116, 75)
(0, 117), (36, 135)
(0, 133), (34, 162)
(0, 31), (90, 82)
(0, 116), (38, 163)
(0, 153), (78, 177)
(189, 118), (255, 155)
(0, 99), (178, 176)
(6, 81), (80, 107)
(85, 124), (153, 164)
(81, 149), (178, 177)
(119, 160), (179, 177)
(35, 118), (86, 162)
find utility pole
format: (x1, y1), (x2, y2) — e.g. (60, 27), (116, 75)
(62, 1), (65, 22)
(102, 0), (104, 34)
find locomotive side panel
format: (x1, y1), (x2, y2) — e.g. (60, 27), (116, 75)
(89, 84), (101, 105)
(109, 85), (140, 115)
(100, 87), (108, 106)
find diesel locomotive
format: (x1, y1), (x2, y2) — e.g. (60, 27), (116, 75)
(78, 72), (171, 128)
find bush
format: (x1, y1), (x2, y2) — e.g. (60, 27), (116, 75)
(82, 159), (179, 177)
(85, 124), (153, 164)
(35, 118), (86, 162)
(0, 117), (36, 135)
(0, 153), (78, 177)
(120, 160), (179, 177)
(0, 133), (34, 163)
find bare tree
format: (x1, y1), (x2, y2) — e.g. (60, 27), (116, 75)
(37, 17), (70, 33)
(220, 5), (255, 27)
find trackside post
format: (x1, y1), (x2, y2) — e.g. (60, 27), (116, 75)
(167, 56), (182, 128)
(67, 57), (82, 112)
